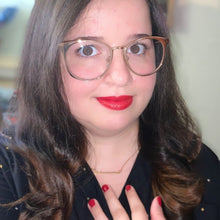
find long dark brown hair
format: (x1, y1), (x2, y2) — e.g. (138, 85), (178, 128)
(6, 0), (204, 219)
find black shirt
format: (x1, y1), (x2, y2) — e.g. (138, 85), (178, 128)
(0, 133), (220, 220)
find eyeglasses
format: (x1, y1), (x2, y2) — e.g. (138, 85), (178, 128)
(59, 36), (169, 81)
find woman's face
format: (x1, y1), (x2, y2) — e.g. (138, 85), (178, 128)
(61, 0), (156, 136)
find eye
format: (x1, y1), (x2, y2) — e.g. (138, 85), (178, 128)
(128, 43), (147, 55)
(77, 45), (98, 57)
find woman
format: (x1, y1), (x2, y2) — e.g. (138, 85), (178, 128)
(0, 0), (219, 219)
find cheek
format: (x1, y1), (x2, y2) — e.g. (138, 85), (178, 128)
(135, 74), (156, 95)
(62, 74), (86, 105)
(62, 69), (99, 121)
(134, 74), (156, 112)
(61, 54), (85, 102)
(62, 78), (88, 122)
(61, 58), (83, 114)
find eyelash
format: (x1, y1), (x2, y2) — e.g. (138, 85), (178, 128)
(76, 45), (99, 57)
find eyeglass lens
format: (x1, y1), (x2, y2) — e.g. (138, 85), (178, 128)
(64, 38), (164, 80)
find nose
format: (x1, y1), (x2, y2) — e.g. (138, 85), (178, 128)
(103, 48), (133, 86)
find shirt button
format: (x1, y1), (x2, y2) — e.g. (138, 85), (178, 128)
(201, 207), (205, 212)
(207, 178), (211, 182)
(0, 165), (3, 169)
(83, 167), (87, 172)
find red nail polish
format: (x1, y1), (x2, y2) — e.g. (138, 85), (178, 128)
(125, 185), (131, 191)
(102, 184), (109, 192)
(88, 199), (95, 208)
(157, 196), (162, 207)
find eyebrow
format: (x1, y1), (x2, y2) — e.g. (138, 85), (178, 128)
(65, 33), (151, 43)
(128, 33), (151, 40)
(75, 36), (104, 41)
(80, 33), (151, 40)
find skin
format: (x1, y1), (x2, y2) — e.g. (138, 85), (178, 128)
(61, 0), (156, 138)
(61, 0), (166, 218)
(60, 0), (157, 197)
(88, 185), (166, 220)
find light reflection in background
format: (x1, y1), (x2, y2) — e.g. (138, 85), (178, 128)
(0, 0), (34, 115)
(0, 0), (34, 124)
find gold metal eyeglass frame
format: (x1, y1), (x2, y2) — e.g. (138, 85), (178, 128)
(59, 36), (169, 81)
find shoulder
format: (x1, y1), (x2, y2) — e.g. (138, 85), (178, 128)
(193, 144), (220, 219)
(0, 130), (28, 199)
(193, 144), (220, 180)
(0, 129), (23, 171)
(0, 130), (16, 169)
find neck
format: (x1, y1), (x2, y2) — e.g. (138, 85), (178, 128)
(86, 121), (139, 172)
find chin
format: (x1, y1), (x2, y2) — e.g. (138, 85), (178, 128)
(86, 117), (139, 137)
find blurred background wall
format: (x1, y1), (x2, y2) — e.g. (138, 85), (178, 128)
(0, 0), (34, 115)
(171, 0), (220, 157)
(0, 0), (219, 157)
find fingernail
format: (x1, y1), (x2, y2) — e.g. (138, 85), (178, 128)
(125, 185), (131, 191)
(88, 199), (95, 208)
(102, 184), (109, 192)
(157, 196), (162, 207)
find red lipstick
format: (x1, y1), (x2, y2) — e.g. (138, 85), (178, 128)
(96, 96), (133, 110)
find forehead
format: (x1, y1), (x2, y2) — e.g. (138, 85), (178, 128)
(65, 0), (152, 42)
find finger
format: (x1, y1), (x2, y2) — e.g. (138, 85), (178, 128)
(88, 199), (109, 220)
(102, 184), (129, 220)
(150, 196), (166, 220)
(125, 185), (149, 220)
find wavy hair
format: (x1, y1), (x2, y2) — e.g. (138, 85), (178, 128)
(7, 0), (204, 219)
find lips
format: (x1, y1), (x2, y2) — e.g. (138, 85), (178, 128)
(96, 95), (133, 110)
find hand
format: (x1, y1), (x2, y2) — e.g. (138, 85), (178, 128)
(88, 184), (166, 220)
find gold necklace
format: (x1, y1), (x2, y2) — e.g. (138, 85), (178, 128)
(91, 148), (139, 175)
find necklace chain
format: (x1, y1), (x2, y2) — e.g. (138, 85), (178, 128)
(91, 148), (139, 175)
